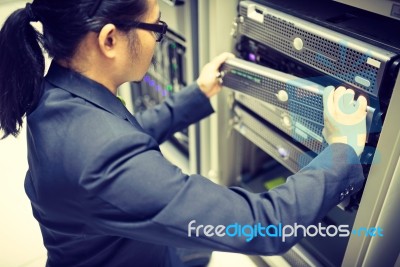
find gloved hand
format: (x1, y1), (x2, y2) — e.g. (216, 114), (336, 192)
(322, 86), (368, 156)
(196, 52), (235, 98)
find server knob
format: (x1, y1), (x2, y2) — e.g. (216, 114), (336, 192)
(293, 37), (304, 51)
(277, 90), (289, 102)
(282, 115), (292, 127)
(277, 147), (290, 160)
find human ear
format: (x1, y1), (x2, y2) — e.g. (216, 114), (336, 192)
(98, 24), (118, 58)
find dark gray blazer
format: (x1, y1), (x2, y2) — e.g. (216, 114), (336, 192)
(25, 62), (365, 267)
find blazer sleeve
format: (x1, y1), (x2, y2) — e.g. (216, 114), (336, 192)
(134, 83), (214, 143)
(81, 133), (364, 255)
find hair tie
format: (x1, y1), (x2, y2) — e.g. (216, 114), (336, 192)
(25, 3), (39, 22)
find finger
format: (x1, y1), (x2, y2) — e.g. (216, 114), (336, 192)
(323, 85), (334, 117)
(211, 52), (236, 67)
(355, 95), (368, 115)
(332, 86), (347, 116)
(333, 86), (347, 106)
(342, 89), (356, 115)
(323, 86), (334, 107)
(343, 89), (355, 106)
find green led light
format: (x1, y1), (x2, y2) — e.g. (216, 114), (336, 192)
(166, 85), (173, 92)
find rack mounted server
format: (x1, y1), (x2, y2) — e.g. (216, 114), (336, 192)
(223, 0), (400, 177)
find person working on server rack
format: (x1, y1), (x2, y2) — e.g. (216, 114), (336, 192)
(0, 0), (368, 266)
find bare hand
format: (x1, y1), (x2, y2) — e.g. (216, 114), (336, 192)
(322, 86), (368, 156)
(196, 52), (235, 98)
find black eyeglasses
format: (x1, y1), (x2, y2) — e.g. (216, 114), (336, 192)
(132, 20), (168, 42)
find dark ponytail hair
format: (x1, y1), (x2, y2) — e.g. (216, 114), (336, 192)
(0, 7), (44, 138)
(0, 0), (148, 138)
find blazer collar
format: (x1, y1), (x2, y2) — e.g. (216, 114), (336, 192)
(45, 62), (131, 122)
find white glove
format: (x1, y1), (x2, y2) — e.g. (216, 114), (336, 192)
(322, 86), (368, 156)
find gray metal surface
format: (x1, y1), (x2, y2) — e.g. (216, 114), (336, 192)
(238, 1), (397, 96)
(159, 0), (200, 174)
(221, 57), (376, 149)
(221, 58), (325, 125)
(235, 92), (326, 153)
(205, 0), (241, 186)
(234, 105), (314, 173)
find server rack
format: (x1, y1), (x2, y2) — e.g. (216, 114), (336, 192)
(200, 0), (400, 266)
(120, 0), (200, 174)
